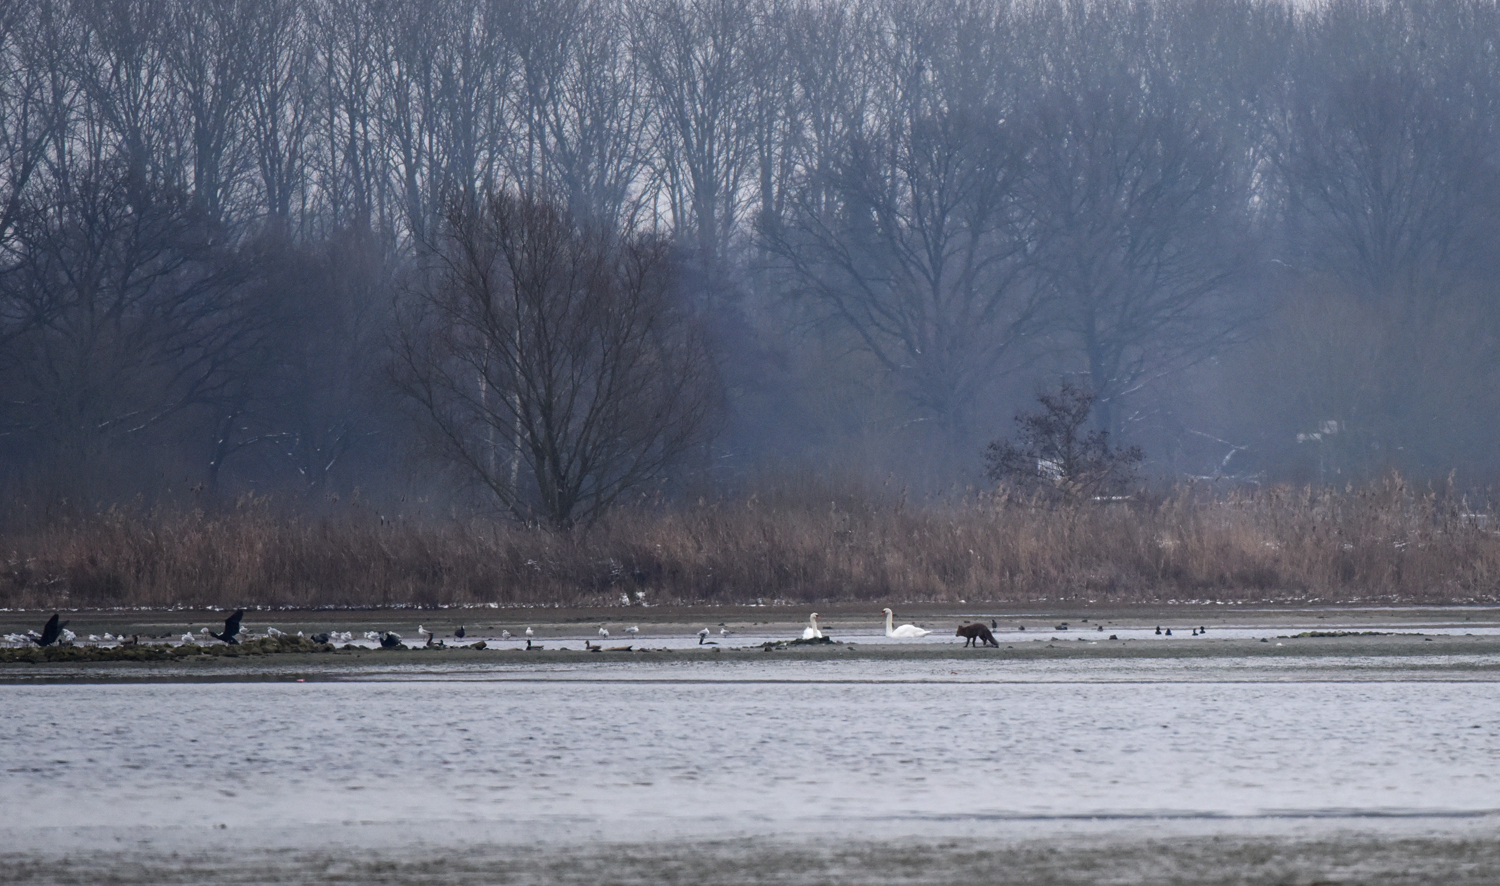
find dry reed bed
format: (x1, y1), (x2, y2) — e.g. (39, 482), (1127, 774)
(1, 477), (1497, 609)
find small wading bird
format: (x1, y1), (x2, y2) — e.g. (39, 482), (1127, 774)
(33, 613), (68, 647)
(209, 610), (244, 645)
(882, 608), (931, 639)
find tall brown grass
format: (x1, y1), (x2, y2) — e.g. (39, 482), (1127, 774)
(2, 475), (1497, 610)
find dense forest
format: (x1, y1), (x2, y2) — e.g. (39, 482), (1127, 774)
(4, 0), (1500, 524)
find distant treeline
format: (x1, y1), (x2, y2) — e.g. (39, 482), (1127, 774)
(1, 476), (1496, 608)
(4, 0), (1500, 514)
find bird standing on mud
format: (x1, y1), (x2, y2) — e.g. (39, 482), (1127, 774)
(209, 610), (244, 645)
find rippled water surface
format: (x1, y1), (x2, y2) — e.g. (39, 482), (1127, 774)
(5, 657), (1500, 847)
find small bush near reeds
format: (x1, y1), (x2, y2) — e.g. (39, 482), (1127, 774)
(0, 474), (1497, 610)
(985, 381), (1144, 501)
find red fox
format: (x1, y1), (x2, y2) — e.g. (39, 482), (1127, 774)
(956, 623), (999, 647)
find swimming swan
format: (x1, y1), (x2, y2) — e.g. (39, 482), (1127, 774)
(883, 608), (931, 638)
(802, 613), (823, 640)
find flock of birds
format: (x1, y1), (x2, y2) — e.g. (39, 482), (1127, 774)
(3, 609), (1211, 649)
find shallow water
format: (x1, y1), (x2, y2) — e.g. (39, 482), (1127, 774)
(4, 657), (1500, 851)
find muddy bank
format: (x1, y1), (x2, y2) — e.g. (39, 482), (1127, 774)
(4, 603), (1500, 679)
(8, 829), (1500, 886)
(4, 601), (1500, 642)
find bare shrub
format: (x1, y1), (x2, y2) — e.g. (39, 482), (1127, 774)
(985, 382), (1144, 501)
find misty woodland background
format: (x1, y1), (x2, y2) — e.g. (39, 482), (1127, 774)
(5, 0), (1500, 606)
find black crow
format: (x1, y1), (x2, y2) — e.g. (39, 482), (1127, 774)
(210, 610), (244, 645)
(35, 613), (68, 647)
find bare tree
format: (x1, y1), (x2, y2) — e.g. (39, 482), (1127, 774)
(766, 0), (1035, 437)
(395, 190), (720, 526)
(241, 0), (314, 235)
(200, 225), (395, 497)
(521, 0), (654, 230)
(1276, 69), (1497, 316)
(307, 0), (388, 233)
(162, 0), (257, 231)
(0, 158), (260, 495)
(631, 0), (760, 289)
(1020, 84), (1254, 437)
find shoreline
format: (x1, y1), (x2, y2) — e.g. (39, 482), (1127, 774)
(3, 602), (1500, 680)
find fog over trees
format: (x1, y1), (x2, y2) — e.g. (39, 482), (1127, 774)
(3, 0), (1500, 517)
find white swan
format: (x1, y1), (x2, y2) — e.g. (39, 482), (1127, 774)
(883, 608), (931, 638)
(802, 613), (823, 640)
